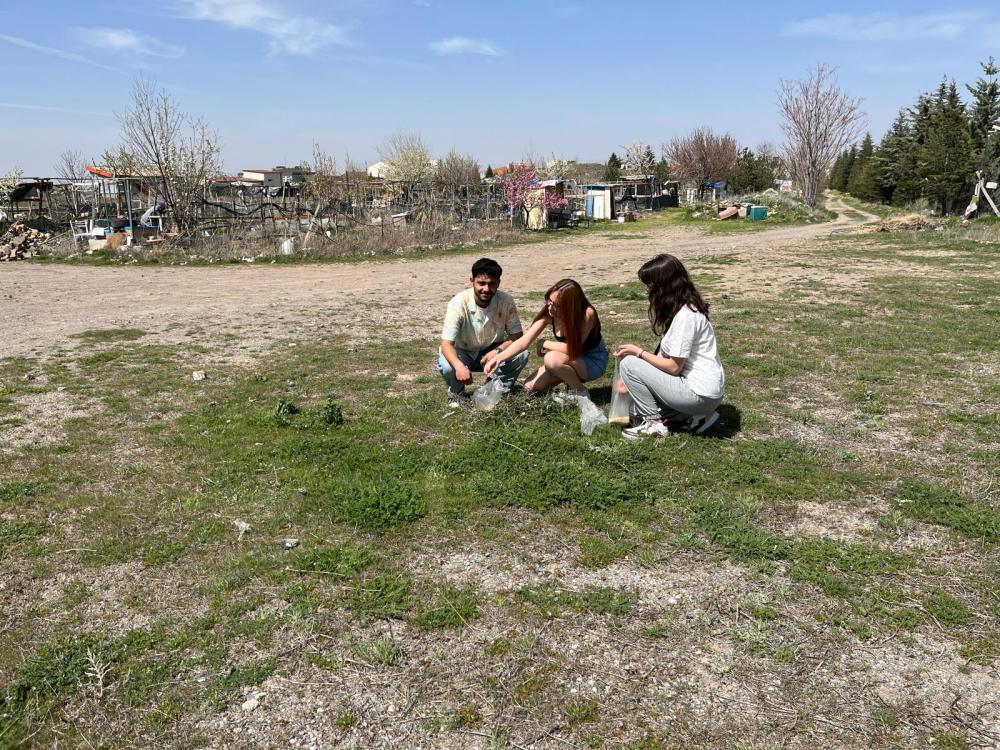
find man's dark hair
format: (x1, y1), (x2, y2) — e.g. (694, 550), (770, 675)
(471, 257), (502, 280)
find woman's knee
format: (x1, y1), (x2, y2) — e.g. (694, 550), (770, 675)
(619, 355), (642, 381)
(543, 350), (569, 370)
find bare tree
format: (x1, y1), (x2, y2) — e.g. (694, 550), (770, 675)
(778, 64), (867, 206)
(436, 149), (480, 188)
(104, 77), (222, 234)
(300, 143), (340, 249)
(54, 149), (88, 219)
(662, 128), (738, 198)
(436, 149), (481, 215)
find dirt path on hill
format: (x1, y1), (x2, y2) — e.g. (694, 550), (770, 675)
(1, 196), (869, 359)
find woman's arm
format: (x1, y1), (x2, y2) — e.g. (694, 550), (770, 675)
(484, 317), (547, 374)
(613, 343), (686, 375)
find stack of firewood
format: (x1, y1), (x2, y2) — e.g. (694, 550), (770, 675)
(0, 223), (51, 261)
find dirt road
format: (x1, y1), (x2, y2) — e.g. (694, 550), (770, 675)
(1, 197), (872, 358)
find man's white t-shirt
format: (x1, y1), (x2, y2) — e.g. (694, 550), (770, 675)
(659, 304), (725, 399)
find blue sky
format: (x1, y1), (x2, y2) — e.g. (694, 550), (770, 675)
(2, 1), (998, 176)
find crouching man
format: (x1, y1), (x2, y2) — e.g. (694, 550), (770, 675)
(438, 257), (529, 401)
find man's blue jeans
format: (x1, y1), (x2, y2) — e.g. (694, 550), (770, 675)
(438, 346), (529, 397)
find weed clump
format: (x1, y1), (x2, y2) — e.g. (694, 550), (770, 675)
(336, 479), (424, 531)
(320, 397), (344, 427)
(273, 397), (300, 427)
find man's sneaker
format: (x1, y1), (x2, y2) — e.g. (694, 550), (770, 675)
(622, 419), (669, 441)
(690, 410), (720, 435)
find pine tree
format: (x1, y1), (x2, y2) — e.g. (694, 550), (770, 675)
(833, 145), (857, 192)
(484, 165), (494, 179)
(923, 79), (973, 214)
(604, 152), (621, 182)
(653, 157), (670, 185)
(871, 112), (914, 204)
(847, 133), (876, 201)
(966, 57), (1000, 177)
(829, 150), (848, 191)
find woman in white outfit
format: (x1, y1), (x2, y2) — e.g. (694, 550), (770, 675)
(613, 254), (725, 440)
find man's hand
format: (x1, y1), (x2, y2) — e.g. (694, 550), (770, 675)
(483, 357), (499, 377)
(454, 363), (473, 384)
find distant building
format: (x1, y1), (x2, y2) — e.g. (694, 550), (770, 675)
(239, 166), (312, 190)
(367, 161), (390, 179)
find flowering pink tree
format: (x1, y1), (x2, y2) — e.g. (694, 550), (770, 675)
(498, 164), (568, 228)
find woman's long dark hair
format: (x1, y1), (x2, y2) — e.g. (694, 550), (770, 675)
(533, 278), (597, 360)
(637, 254), (709, 335)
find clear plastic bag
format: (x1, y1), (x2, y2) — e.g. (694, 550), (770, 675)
(607, 360), (634, 426)
(471, 378), (507, 411)
(575, 394), (607, 435)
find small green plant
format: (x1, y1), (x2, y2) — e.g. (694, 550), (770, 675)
(336, 480), (425, 531)
(932, 731), (969, 750)
(451, 704), (481, 728)
(356, 635), (404, 666)
(563, 698), (599, 724)
(412, 585), (478, 629)
(347, 574), (411, 619)
(295, 544), (373, 577)
(923, 590), (972, 627)
(320, 397), (344, 427)
(336, 713), (356, 729)
(273, 397), (300, 426)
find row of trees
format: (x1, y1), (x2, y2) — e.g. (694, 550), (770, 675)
(600, 133), (781, 197)
(831, 59), (999, 214)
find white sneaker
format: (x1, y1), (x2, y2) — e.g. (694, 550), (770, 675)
(622, 419), (669, 440)
(690, 410), (720, 435)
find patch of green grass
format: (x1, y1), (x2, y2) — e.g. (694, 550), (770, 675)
(0, 480), (46, 502)
(517, 583), (634, 617)
(335, 479), (425, 531)
(578, 534), (632, 568)
(895, 479), (1000, 543)
(932, 731), (969, 750)
(347, 573), (412, 619)
(450, 704), (481, 728)
(923, 590), (972, 627)
(71, 328), (147, 343)
(412, 584), (478, 629)
(563, 698), (599, 724)
(293, 543), (374, 577)
(356, 635), (404, 666)
(78, 347), (128, 367)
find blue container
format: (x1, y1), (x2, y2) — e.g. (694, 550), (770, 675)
(748, 205), (768, 221)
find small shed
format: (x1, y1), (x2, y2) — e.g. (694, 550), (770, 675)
(579, 184), (615, 220)
(526, 179), (568, 230)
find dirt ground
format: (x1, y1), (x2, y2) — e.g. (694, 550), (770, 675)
(0, 197), (873, 359)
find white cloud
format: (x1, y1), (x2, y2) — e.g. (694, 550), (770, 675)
(75, 28), (185, 58)
(782, 11), (984, 42)
(428, 36), (499, 56)
(174, 0), (350, 55)
(0, 33), (115, 70)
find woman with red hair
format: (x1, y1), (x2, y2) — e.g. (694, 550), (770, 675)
(485, 278), (607, 396)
